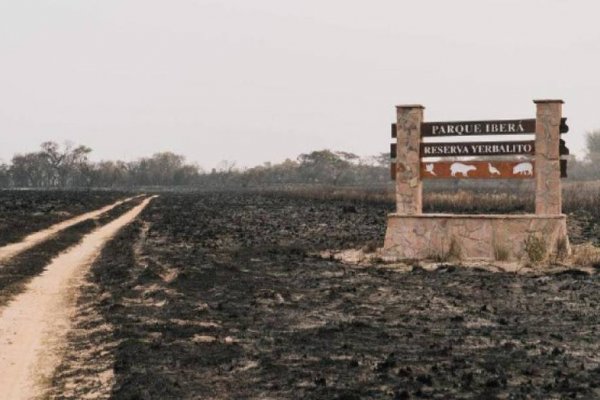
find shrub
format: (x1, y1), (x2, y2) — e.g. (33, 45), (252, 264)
(524, 235), (547, 264)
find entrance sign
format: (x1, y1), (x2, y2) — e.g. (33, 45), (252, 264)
(383, 100), (570, 263)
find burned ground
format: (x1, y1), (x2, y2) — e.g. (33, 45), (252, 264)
(48, 192), (600, 399)
(0, 190), (128, 246)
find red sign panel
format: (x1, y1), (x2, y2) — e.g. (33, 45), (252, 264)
(420, 161), (535, 179)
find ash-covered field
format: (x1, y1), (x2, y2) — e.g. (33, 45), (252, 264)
(48, 192), (600, 399)
(0, 190), (126, 246)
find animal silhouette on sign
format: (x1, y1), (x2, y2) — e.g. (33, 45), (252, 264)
(488, 163), (500, 176)
(513, 162), (533, 176)
(425, 163), (436, 176)
(450, 162), (477, 177)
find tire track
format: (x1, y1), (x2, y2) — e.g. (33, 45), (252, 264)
(0, 195), (142, 263)
(0, 196), (147, 308)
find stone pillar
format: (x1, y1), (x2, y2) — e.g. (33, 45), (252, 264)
(395, 105), (424, 215)
(534, 99), (563, 215)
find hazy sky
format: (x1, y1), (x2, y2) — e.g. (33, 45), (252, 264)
(1, 0), (599, 169)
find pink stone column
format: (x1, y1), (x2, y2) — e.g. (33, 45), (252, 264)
(395, 105), (423, 214)
(534, 99), (563, 215)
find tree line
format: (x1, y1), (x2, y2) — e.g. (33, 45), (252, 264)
(0, 142), (389, 189)
(0, 131), (599, 189)
(0, 142), (200, 188)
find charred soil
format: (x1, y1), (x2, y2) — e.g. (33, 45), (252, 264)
(0, 190), (129, 246)
(51, 192), (600, 399)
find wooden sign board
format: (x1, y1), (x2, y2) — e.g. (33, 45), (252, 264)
(390, 118), (568, 138)
(388, 113), (569, 180)
(392, 140), (567, 158)
(560, 139), (569, 155)
(423, 119), (536, 137)
(420, 161), (535, 179)
(420, 141), (534, 157)
(561, 159), (568, 178)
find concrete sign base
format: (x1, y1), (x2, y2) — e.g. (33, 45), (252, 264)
(384, 214), (569, 262)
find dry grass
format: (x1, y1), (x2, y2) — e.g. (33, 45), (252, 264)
(268, 181), (600, 218)
(424, 189), (533, 214)
(423, 183), (600, 216)
(570, 243), (600, 268)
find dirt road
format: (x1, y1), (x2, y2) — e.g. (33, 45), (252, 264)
(0, 195), (139, 263)
(0, 196), (155, 400)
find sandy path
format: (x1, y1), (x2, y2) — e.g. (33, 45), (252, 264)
(0, 196), (155, 400)
(0, 195), (141, 263)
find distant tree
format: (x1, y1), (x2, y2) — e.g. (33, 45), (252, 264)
(173, 164), (200, 185)
(0, 163), (10, 188)
(270, 158), (299, 184)
(297, 150), (354, 185)
(10, 152), (51, 187)
(215, 160), (237, 173)
(39, 141), (92, 187)
(148, 152), (184, 185)
(373, 152), (391, 168)
(125, 152), (201, 187)
(580, 130), (600, 179)
(586, 130), (600, 162)
(90, 161), (129, 187)
(335, 151), (360, 165)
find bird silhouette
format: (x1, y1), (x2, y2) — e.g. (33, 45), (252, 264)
(425, 163), (436, 176)
(488, 163), (500, 176)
